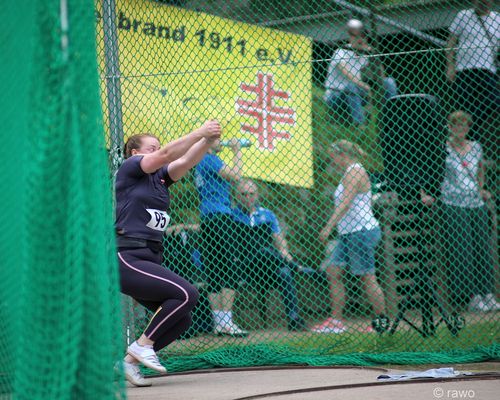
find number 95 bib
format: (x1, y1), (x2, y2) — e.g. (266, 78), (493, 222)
(145, 208), (171, 231)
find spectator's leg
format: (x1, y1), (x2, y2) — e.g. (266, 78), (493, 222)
(347, 228), (384, 318)
(311, 239), (349, 333)
(345, 83), (367, 126)
(252, 249), (303, 329)
(382, 77), (398, 100)
(325, 263), (345, 319)
(470, 206), (496, 300)
(324, 89), (348, 124)
(441, 204), (475, 311)
(200, 217), (223, 325)
(201, 215), (245, 335)
(360, 274), (386, 316)
(276, 264), (300, 322)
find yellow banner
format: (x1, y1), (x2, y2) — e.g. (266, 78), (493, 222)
(97, 0), (313, 187)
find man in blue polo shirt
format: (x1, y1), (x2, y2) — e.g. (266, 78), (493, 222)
(232, 179), (306, 331)
(194, 138), (247, 337)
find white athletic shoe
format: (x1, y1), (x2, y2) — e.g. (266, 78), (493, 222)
(468, 295), (489, 312)
(120, 361), (152, 387)
(127, 341), (167, 373)
(214, 321), (248, 337)
(483, 293), (500, 312)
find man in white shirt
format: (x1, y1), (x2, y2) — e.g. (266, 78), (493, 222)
(446, 0), (499, 155)
(324, 19), (398, 127)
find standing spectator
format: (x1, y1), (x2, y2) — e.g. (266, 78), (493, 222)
(422, 111), (499, 313)
(232, 179), (307, 331)
(324, 19), (398, 128)
(115, 121), (221, 386)
(446, 0), (499, 157)
(313, 140), (388, 334)
(194, 138), (247, 336)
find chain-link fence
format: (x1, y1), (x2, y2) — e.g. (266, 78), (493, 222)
(95, 0), (500, 373)
(99, 0), (499, 371)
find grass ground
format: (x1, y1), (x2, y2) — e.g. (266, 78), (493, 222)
(164, 312), (499, 358)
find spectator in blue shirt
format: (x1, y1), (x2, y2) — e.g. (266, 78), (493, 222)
(194, 138), (247, 337)
(233, 179), (306, 331)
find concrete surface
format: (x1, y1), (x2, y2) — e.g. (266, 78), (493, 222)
(126, 363), (500, 400)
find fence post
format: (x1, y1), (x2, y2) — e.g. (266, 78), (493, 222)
(102, 0), (124, 171)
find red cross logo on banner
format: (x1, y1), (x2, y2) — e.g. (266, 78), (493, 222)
(236, 72), (296, 151)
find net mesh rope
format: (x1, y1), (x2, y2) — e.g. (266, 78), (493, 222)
(0, 0), (498, 396)
(0, 0), (125, 399)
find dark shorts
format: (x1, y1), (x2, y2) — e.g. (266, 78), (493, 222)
(453, 69), (499, 156)
(200, 213), (241, 293)
(454, 69), (498, 118)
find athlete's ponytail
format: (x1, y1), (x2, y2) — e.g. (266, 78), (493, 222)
(123, 133), (158, 159)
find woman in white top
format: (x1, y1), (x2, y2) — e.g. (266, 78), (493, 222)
(446, 0), (498, 155)
(422, 111), (499, 313)
(312, 140), (388, 334)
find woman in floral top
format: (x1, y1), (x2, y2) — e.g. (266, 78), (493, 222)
(423, 111), (498, 313)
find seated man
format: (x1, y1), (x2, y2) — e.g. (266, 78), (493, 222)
(324, 19), (398, 126)
(232, 179), (306, 331)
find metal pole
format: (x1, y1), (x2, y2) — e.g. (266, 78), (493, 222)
(332, 0), (446, 47)
(102, 0), (132, 345)
(102, 0), (124, 172)
(368, 3), (383, 132)
(60, 0), (69, 62)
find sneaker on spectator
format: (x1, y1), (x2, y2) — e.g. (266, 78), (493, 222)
(288, 317), (307, 332)
(127, 341), (167, 373)
(483, 293), (500, 312)
(214, 321), (248, 337)
(468, 295), (490, 312)
(311, 318), (346, 334)
(115, 361), (152, 387)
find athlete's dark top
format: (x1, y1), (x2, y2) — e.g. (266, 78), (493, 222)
(115, 155), (174, 242)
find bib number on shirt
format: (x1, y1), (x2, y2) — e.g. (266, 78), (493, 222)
(145, 209), (170, 231)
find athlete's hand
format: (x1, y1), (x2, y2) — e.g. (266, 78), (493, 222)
(201, 120), (222, 140)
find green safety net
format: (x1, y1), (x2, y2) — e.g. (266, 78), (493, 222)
(0, 0), (125, 399)
(165, 343), (500, 372)
(100, 0), (498, 373)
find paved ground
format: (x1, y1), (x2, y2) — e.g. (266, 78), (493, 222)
(126, 363), (500, 400)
